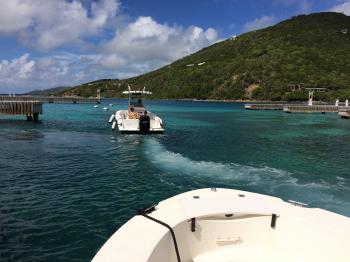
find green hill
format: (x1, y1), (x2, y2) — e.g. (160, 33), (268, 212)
(58, 12), (350, 101)
(26, 86), (72, 96)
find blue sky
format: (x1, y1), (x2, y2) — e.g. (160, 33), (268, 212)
(0, 0), (349, 93)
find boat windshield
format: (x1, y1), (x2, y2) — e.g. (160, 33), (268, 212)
(123, 86), (152, 111)
(130, 98), (144, 108)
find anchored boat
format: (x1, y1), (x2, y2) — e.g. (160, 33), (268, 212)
(109, 86), (164, 134)
(339, 110), (350, 119)
(92, 188), (350, 262)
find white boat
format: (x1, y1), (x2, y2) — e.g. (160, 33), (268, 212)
(103, 107), (109, 111)
(92, 188), (350, 262)
(109, 86), (164, 134)
(94, 105), (99, 108)
(339, 111), (350, 119)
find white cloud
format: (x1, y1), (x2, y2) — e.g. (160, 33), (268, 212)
(0, 2), (220, 92)
(101, 16), (218, 63)
(0, 54), (34, 82)
(0, 0), (119, 49)
(0, 54), (71, 91)
(0, 1), (34, 33)
(0, 53), (105, 92)
(99, 54), (126, 68)
(243, 15), (276, 32)
(330, 1), (350, 15)
(0, 51), (173, 92)
(91, 16), (219, 83)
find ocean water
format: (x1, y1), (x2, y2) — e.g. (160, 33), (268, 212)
(0, 100), (349, 261)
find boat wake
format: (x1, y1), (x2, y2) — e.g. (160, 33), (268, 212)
(143, 138), (294, 184)
(143, 138), (350, 216)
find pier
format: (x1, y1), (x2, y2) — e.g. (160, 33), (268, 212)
(282, 105), (346, 113)
(245, 103), (350, 118)
(245, 104), (287, 110)
(0, 101), (43, 121)
(0, 91), (100, 121)
(245, 103), (350, 113)
(0, 95), (99, 104)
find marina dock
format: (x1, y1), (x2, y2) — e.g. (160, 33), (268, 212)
(0, 91), (100, 121)
(245, 103), (350, 115)
(245, 88), (350, 116)
(283, 105), (344, 113)
(0, 95), (99, 104)
(0, 101), (43, 121)
(245, 104), (287, 110)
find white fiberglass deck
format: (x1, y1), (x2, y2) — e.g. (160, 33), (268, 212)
(92, 188), (350, 262)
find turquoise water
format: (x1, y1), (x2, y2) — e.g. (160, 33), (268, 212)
(1, 100), (350, 261)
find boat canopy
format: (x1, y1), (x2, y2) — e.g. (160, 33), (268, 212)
(122, 86), (152, 95)
(123, 85), (152, 108)
(122, 90), (152, 95)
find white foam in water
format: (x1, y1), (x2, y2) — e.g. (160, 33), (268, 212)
(143, 138), (297, 185)
(143, 138), (350, 216)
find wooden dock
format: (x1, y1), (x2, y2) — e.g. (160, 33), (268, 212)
(245, 103), (350, 114)
(244, 104), (286, 110)
(283, 105), (344, 113)
(0, 101), (43, 121)
(0, 95), (99, 104)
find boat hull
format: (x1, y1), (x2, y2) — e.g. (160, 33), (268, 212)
(92, 188), (350, 262)
(120, 130), (164, 134)
(111, 110), (164, 134)
(339, 111), (350, 119)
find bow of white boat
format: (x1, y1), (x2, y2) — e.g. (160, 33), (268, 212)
(92, 188), (350, 262)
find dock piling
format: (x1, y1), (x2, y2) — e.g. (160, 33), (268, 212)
(0, 101), (43, 121)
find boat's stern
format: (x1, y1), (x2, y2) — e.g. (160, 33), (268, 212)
(110, 110), (164, 134)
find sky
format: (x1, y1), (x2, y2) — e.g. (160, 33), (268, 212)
(0, 0), (349, 93)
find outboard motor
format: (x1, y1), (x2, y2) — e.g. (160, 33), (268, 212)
(108, 114), (115, 124)
(139, 114), (150, 134)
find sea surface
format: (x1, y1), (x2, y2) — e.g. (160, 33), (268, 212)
(1, 100), (349, 261)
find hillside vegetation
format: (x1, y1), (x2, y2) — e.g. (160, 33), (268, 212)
(58, 12), (350, 101)
(27, 86), (72, 96)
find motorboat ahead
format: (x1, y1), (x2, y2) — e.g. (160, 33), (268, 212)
(92, 188), (350, 262)
(109, 86), (164, 134)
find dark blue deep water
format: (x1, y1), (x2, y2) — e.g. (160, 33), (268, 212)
(1, 100), (350, 261)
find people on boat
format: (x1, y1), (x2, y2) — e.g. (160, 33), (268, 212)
(139, 111), (151, 133)
(141, 110), (150, 121)
(128, 107), (140, 119)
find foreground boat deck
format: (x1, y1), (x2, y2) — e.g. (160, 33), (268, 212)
(93, 188), (350, 262)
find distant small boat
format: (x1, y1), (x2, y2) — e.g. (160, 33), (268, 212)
(103, 107), (109, 111)
(92, 188), (350, 262)
(94, 105), (99, 108)
(109, 104), (113, 107)
(339, 111), (350, 119)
